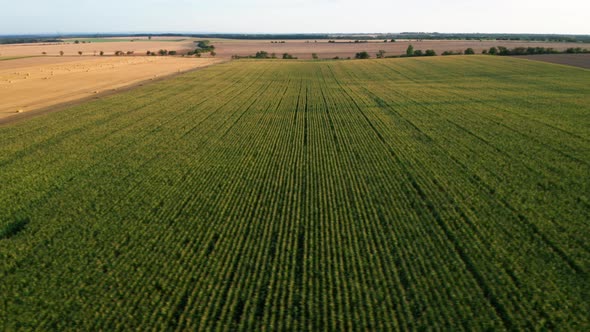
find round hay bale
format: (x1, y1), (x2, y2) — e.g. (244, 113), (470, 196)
(16, 109), (24, 113)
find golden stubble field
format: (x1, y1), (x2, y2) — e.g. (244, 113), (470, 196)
(0, 39), (196, 57)
(0, 56), (222, 121)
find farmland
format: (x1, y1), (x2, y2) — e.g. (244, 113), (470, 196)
(209, 38), (588, 59)
(1, 36), (587, 59)
(515, 53), (590, 69)
(0, 39), (196, 57)
(0, 56), (589, 330)
(0, 56), (222, 120)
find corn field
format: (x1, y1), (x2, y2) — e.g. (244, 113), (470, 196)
(1, 56), (588, 330)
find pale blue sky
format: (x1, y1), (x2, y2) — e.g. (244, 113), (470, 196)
(1, 0), (588, 35)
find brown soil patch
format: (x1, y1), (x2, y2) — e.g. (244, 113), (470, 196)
(513, 54), (590, 69)
(210, 39), (589, 59)
(0, 56), (222, 121)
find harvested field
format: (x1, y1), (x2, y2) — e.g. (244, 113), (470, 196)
(0, 39), (196, 57)
(515, 53), (590, 69)
(210, 39), (589, 59)
(0, 56), (222, 120)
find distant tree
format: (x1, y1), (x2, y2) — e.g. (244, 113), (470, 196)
(425, 49), (436, 56)
(376, 50), (386, 58)
(442, 50), (462, 56)
(497, 46), (509, 55)
(355, 51), (370, 59)
(78, 51), (83, 56)
(489, 47), (498, 55)
(148, 36), (152, 40)
(100, 51), (104, 56)
(59, 51), (64, 56)
(312, 53), (319, 59)
(384, 39), (388, 43)
(42, 51), (47, 55)
(413, 50), (423, 56)
(282, 53), (297, 59)
(195, 52), (201, 57)
(127, 51), (135, 55)
(146, 50), (151, 56)
(391, 39), (396, 42)
(406, 44), (414, 56)
(74, 40), (80, 44)
(209, 51), (216, 57)
(255, 51), (269, 59)
(464, 48), (475, 54)
(158, 49), (168, 56)
(482, 49), (488, 54)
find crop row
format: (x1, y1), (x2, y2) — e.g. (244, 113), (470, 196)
(1, 57), (588, 330)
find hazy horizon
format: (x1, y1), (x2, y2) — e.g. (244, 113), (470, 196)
(1, 0), (589, 35)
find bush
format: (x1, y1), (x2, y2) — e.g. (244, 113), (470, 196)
(355, 51), (370, 59)
(312, 53), (319, 60)
(464, 48), (475, 55)
(282, 53), (297, 59)
(168, 51), (177, 56)
(376, 50), (386, 58)
(255, 51), (270, 59)
(497, 46), (509, 55)
(100, 51), (104, 56)
(425, 49), (436, 56)
(413, 50), (423, 56)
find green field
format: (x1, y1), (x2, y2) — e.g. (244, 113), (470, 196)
(1, 56), (588, 330)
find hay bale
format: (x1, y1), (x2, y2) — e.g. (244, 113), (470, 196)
(16, 109), (24, 113)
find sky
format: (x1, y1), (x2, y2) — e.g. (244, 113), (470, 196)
(1, 0), (589, 35)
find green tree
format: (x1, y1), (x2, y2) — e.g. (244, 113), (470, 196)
(376, 50), (386, 58)
(406, 44), (414, 56)
(255, 51), (269, 59)
(425, 49), (436, 56)
(465, 48), (475, 55)
(312, 53), (319, 60)
(355, 51), (370, 59)
(489, 47), (498, 55)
